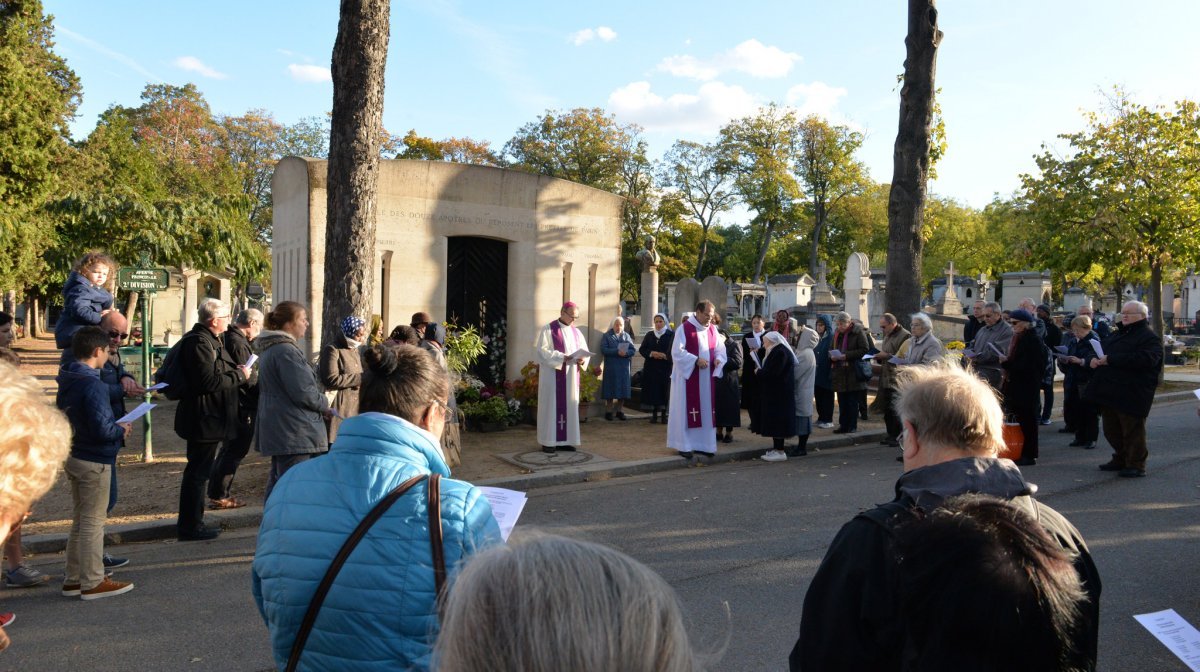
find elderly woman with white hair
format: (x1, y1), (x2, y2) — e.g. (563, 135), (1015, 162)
(600, 316), (635, 421)
(897, 313), (946, 366)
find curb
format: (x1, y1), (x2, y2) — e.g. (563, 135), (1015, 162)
(22, 429), (889, 555)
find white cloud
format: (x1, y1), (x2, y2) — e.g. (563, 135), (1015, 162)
(608, 80), (760, 133)
(656, 39), (800, 81)
(786, 81), (849, 118)
(569, 26), (617, 46)
(173, 56), (227, 80)
(57, 25), (162, 83)
(288, 64), (331, 83)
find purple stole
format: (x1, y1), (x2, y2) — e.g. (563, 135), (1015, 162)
(683, 320), (717, 429)
(550, 320), (570, 442)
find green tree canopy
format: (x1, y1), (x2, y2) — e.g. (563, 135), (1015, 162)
(1022, 93), (1200, 335)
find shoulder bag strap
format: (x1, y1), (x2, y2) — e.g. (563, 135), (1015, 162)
(286, 473), (427, 672)
(428, 473), (446, 596)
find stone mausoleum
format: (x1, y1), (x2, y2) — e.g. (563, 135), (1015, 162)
(271, 157), (624, 382)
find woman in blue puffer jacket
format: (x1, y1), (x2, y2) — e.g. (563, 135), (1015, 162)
(253, 343), (502, 672)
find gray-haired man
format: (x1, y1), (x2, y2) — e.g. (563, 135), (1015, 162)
(208, 309), (263, 508)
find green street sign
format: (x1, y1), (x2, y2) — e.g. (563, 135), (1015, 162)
(118, 267), (170, 292)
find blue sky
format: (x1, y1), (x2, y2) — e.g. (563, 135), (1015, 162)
(43, 0), (1200, 208)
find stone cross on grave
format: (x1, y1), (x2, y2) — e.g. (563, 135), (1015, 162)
(816, 260), (829, 288)
(943, 260), (957, 290)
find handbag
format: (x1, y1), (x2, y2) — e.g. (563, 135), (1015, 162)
(854, 359), (873, 382)
(1000, 416), (1024, 461)
(286, 473), (445, 672)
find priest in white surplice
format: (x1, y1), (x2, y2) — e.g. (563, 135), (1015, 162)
(534, 302), (591, 454)
(667, 300), (727, 465)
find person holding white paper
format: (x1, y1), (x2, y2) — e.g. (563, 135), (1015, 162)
(534, 302), (590, 454)
(208, 308), (263, 510)
(966, 302), (1013, 391)
(999, 309), (1043, 466)
(1084, 300), (1162, 478)
(1061, 315), (1100, 450)
(599, 316), (634, 421)
(254, 343), (501, 671)
(872, 313), (910, 448)
(667, 300), (727, 465)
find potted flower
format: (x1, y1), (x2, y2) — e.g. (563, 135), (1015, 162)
(578, 365), (602, 422)
(507, 361), (540, 424)
(460, 396), (511, 433)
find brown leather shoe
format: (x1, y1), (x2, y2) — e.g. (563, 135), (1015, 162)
(80, 578), (134, 601)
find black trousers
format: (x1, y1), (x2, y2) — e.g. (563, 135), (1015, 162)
(1039, 383), (1054, 422)
(836, 390), (859, 432)
(179, 439), (219, 533)
(208, 417), (255, 500)
(814, 387), (834, 423)
(1062, 383), (1079, 430)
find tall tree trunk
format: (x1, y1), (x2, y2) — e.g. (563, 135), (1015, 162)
(1150, 261), (1166, 383)
(694, 223), (711, 279)
(885, 0), (942, 330)
(808, 200), (827, 279)
(753, 220), (776, 284)
(28, 296), (40, 338)
(322, 0), (390, 347)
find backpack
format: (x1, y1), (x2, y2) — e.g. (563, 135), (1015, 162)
(154, 335), (193, 401)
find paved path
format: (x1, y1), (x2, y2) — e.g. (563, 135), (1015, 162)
(3, 399), (1198, 671)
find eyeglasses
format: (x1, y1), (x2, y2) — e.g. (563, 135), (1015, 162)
(430, 398), (450, 413)
(107, 330), (129, 340)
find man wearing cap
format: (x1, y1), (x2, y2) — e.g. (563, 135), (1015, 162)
(533, 302), (590, 454)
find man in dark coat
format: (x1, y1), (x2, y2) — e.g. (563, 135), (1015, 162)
(208, 308), (262, 508)
(962, 299), (985, 347)
(1084, 300), (1161, 478)
(872, 313), (910, 447)
(173, 299), (249, 540)
(1036, 304), (1062, 424)
(790, 365), (1101, 672)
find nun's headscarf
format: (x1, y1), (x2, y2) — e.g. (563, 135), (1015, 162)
(763, 330), (797, 362)
(653, 313), (669, 338)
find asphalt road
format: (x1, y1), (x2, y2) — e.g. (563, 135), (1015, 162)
(3, 398), (1197, 671)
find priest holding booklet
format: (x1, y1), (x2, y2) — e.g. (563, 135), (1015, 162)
(534, 302), (592, 454)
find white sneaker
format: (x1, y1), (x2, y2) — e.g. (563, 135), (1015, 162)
(816, 422), (835, 429)
(762, 449), (788, 462)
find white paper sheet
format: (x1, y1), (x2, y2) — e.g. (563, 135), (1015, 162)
(617, 342), (629, 355)
(746, 334), (762, 350)
(1054, 345), (1068, 354)
(566, 348), (594, 361)
(116, 401), (156, 424)
(1192, 388), (1200, 401)
(478, 487), (528, 542)
(861, 353), (876, 360)
(962, 348), (977, 359)
(828, 349), (844, 359)
(245, 354), (258, 368)
(749, 350), (762, 370)
(1133, 609), (1200, 671)
(1089, 339), (1105, 359)
(146, 382), (169, 391)
(987, 342), (1004, 356)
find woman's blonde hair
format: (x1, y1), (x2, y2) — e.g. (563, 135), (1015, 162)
(0, 361), (71, 521)
(435, 533), (700, 672)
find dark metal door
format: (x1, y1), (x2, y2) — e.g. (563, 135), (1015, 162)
(446, 237), (508, 385)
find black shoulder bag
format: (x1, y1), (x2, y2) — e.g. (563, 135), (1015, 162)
(285, 473), (445, 672)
